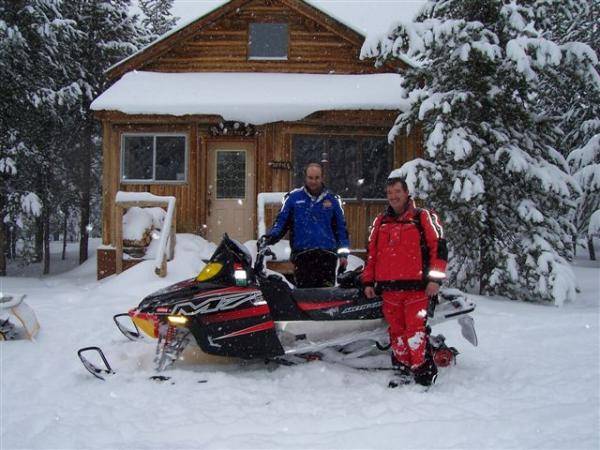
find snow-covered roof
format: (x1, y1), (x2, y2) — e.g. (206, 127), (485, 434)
(114, 1), (425, 76)
(91, 71), (407, 124)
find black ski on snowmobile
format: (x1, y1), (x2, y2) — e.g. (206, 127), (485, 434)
(78, 234), (477, 379)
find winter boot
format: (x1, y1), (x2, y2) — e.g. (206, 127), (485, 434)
(388, 355), (413, 388)
(413, 358), (438, 387)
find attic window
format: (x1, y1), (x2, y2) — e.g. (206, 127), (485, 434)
(248, 23), (288, 60)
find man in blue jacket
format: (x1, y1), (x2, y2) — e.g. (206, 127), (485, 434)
(259, 163), (350, 288)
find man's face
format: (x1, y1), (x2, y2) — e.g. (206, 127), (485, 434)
(386, 181), (409, 213)
(305, 166), (323, 194)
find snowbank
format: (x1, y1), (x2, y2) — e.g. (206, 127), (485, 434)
(0, 235), (598, 449)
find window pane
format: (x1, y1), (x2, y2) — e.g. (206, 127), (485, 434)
(327, 138), (359, 198)
(292, 135), (392, 199)
(156, 136), (186, 181)
(292, 136), (325, 188)
(249, 23), (288, 59)
(123, 136), (153, 180)
(216, 151), (246, 199)
(362, 138), (392, 198)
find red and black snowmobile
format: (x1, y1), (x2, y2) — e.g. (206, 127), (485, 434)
(78, 234), (477, 380)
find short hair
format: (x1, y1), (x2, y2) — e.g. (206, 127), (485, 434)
(304, 162), (323, 175)
(386, 177), (408, 192)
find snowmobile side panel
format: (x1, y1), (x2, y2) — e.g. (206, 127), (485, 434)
(130, 312), (159, 339)
(189, 311), (284, 359)
(291, 287), (384, 321)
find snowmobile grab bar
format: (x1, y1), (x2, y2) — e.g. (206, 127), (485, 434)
(113, 313), (142, 341)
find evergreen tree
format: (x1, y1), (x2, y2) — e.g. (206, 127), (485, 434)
(534, 0), (600, 258)
(363, 0), (597, 304)
(61, 0), (143, 264)
(0, 0), (79, 274)
(139, 0), (179, 39)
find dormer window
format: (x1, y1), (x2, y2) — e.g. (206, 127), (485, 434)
(248, 23), (288, 60)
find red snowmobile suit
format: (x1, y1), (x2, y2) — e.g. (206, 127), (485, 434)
(362, 198), (447, 370)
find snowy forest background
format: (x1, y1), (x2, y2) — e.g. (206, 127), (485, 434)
(1, 0), (598, 306)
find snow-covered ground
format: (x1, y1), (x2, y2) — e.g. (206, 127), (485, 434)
(1, 235), (598, 449)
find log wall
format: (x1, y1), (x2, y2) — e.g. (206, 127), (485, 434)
(99, 110), (423, 252)
(140, 0), (387, 75)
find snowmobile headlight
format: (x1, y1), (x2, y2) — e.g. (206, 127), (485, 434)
(197, 262), (223, 282)
(167, 315), (188, 326)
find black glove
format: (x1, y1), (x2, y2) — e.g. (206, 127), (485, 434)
(257, 235), (272, 250)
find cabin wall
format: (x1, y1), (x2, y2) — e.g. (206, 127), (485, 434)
(100, 111), (423, 253)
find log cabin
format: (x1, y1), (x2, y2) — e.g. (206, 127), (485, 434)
(92, 0), (423, 279)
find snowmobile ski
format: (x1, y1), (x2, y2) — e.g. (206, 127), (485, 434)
(77, 347), (115, 380)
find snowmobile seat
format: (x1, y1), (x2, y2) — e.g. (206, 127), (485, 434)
(290, 287), (363, 311)
(337, 267), (364, 289)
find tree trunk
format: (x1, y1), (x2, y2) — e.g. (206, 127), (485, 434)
(588, 236), (596, 261)
(0, 221), (6, 276)
(62, 210), (68, 260)
(35, 216), (44, 263)
(10, 227), (16, 260)
(43, 207), (50, 275)
(3, 224), (10, 260)
(79, 121), (93, 265)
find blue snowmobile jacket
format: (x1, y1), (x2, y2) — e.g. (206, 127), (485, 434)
(266, 186), (350, 256)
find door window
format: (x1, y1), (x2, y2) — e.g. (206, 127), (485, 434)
(216, 150), (246, 199)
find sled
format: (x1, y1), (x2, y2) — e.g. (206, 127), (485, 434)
(0, 294), (40, 340)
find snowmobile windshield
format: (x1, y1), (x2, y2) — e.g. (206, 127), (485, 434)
(228, 237), (252, 266)
(195, 234), (253, 284)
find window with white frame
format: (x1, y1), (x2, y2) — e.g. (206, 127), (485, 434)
(121, 134), (187, 182)
(248, 23), (288, 60)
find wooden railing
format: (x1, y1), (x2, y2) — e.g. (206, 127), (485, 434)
(114, 192), (176, 277)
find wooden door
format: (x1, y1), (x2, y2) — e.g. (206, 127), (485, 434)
(206, 141), (256, 243)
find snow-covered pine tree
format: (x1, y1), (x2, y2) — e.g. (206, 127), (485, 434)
(139, 0), (179, 39)
(362, 0), (598, 304)
(534, 0), (600, 258)
(60, 0), (143, 264)
(0, 0), (79, 274)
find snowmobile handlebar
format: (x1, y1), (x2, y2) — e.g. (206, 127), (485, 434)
(254, 242), (277, 275)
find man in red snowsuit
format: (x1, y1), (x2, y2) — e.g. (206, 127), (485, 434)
(362, 176), (447, 386)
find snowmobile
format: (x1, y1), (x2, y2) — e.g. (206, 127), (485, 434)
(78, 234), (477, 380)
(0, 294), (40, 341)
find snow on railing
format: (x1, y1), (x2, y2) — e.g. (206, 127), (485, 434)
(115, 191), (176, 277)
(257, 192), (285, 237)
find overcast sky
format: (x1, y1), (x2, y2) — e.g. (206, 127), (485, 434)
(169, 0), (427, 37)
